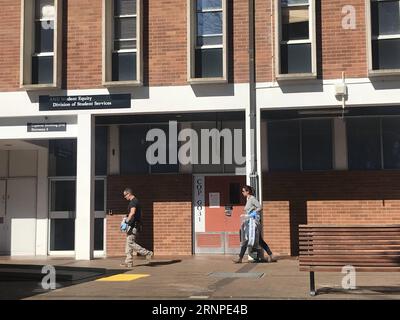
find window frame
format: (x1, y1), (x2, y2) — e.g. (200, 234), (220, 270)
(187, 0), (228, 84)
(274, 0), (317, 81)
(20, 0), (62, 90)
(366, 0), (400, 77)
(103, 0), (143, 87)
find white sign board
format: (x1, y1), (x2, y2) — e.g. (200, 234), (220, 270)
(193, 176), (205, 233)
(209, 192), (220, 208)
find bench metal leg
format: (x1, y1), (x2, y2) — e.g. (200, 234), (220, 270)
(310, 272), (316, 296)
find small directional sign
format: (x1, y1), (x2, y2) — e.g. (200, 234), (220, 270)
(27, 123), (67, 132)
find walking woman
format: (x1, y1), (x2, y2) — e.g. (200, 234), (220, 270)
(233, 185), (276, 263)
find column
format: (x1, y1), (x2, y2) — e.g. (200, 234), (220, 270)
(36, 145), (49, 256)
(334, 118), (348, 170)
(75, 114), (95, 260)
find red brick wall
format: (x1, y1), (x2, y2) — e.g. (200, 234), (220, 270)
(0, 0), (21, 91)
(64, 0), (103, 89)
(263, 171), (400, 256)
(308, 200), (400, 224)
(106, 174), (192, 257)
(0, 0), (373, 91)
(262, 201), (291, 256)
(319, 0), (367, 79)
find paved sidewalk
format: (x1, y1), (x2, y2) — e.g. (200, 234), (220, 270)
(1, 255), (400, 300)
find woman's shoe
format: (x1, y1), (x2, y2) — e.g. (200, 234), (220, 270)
(269, 254), (278, 262)
(232, 257), (243, 264)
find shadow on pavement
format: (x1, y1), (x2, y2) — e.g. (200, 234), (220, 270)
(136, 260), (182, 267)
(317, 285), (400, 296)
(0, 264), (128, 300)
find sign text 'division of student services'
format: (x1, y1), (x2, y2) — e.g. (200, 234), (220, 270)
(39, 94), (131, 111)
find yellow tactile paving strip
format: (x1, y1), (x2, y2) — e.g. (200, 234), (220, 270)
(96, 274), (150, 282)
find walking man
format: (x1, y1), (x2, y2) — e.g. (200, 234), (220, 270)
(120, 188), (153, 268)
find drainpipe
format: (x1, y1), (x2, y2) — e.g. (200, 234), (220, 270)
(249, 0), (259, 199)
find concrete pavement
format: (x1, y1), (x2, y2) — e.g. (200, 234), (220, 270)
(1, 255), (400, 300)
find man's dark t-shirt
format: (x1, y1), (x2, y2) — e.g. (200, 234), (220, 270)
(126, 198), (142, 226)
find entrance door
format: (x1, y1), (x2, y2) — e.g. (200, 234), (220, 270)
(8, 178), (37, 256)
(193, 175), (246, 254)
(0, 180), (9, 254)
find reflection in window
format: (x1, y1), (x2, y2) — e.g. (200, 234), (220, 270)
(383, 118), (400, 169)
(371, 0), (400, 70)
(112, 0), (137, 81)
(32, 0), (55, 84)
(195, 0), (224, 78)
(279, 0), (313, 74)
(268, 120), (300, 171)
(347, 118), (382, 170)
(302, 119), (333, 171)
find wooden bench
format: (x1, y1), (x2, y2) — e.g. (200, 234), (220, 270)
(299, 224), (400, 296)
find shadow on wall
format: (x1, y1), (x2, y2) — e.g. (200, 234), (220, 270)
(263, 171), (400, 256)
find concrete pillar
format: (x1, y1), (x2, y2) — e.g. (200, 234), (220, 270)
(245, 106), (252, 185)
(75, 114), (95, 260)
(256, 107), (263, 204)
(261, 119), (268, 173)
(334, 118), (348, 170)
(36, 145), (49, 256)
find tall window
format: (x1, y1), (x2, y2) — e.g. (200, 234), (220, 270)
(188, 0), (228, 82)
(21, 0), (62, 88)
(113, 0), (137, 81)
(369, 0), (400, 72)
(103, 0), (142, 85)
(276, 0), (316, 78)
(347, 118), (382, 170)
(33, 0), (54, 84)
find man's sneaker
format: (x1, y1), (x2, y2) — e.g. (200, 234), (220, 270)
(146, 251), (154, 261)
(120, 262), (133, 268)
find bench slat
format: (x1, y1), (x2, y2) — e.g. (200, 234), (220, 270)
(300, 266), (400, 272)
(299, 240), (400, 245)
(300, 261), (400, 267)
(300, 256), (400, 262)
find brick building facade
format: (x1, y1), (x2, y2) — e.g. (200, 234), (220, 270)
(0, 0), (400, 259)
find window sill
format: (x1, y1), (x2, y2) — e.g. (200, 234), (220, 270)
(103, 80), (143, 88)
(188, 77), (228, 85)
(20, 84), (60, 91)
(368, 69), (400, 78)
(276, 73), (317, 81)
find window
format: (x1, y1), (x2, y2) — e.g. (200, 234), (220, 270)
(120, 124), (179, 175)
(229, 183), (241, 205)
(382, 118), (400, 169)
(103, 0), (142, 85)
(267, 119), (333, 171)
(275, 0), (316, 79)
(302, 119), (333, 170)
(49, 177), (107, 252)
(21, 0), (62, 89)
(268, 120), (301, 171)
(369, 0), (400, 73)
(188, 0), (228, 83)
(347, 118), (382, 170)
